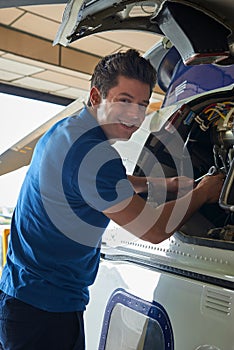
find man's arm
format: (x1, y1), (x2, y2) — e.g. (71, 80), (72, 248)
(104, 174), (224, 244)
(128, 174), (194, 194)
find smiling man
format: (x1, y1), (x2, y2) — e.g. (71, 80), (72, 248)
(0, 49), (224, 350)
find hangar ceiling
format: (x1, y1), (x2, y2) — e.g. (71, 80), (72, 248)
(0, 3), (164, 104)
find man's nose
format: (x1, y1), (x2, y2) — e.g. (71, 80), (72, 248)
(126, 103), (145, 119)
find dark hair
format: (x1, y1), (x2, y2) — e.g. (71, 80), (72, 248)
(87, 49), (157, 105)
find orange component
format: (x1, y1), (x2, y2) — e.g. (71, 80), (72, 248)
(2, 229), (10, 266)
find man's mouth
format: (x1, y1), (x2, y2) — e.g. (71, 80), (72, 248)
(119, 120), (136, 128)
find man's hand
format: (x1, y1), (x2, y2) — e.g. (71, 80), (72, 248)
(195, 173), (225, 203)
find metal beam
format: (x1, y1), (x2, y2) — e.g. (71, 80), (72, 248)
(0, 0), (66, 9)
(0, 83), (74, 105)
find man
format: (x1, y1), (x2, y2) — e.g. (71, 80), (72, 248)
(0, 49), (224, 350)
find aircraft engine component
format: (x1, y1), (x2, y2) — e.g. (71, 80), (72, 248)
(133, 90), (234, 245)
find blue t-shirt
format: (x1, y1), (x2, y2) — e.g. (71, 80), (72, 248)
(0, 107), (134, 312)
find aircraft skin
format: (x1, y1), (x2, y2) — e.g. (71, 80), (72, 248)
(160, 47), (234, 107)
(0, 1), (234, 349)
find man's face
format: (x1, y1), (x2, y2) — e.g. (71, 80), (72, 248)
(94, 76), (151, 141)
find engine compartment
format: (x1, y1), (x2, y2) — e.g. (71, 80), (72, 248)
(133, 88), (234, 247)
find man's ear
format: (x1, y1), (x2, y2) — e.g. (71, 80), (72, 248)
(89, 86), (101, 107)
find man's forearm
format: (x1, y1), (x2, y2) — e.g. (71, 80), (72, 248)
(141, 185), (209, 243)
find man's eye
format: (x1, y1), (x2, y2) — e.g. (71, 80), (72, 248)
(118, 99), (131, 104)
